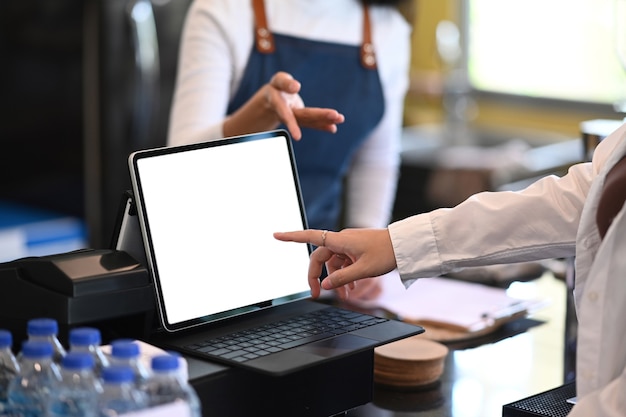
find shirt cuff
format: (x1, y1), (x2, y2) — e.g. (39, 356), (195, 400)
(388, 213), (443, 283)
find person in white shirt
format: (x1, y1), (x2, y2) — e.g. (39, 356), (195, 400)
(168, 0), (413, 299)
(275, 123), (626, 416)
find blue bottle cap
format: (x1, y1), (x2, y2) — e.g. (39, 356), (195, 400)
(0, 330), (12, 348)
(27, 318), (58, 336)
(111, 340), (140, 359)
(69, 327), (101, 346)
(151, 354), (179, 372)
(62, 352), (95, 370)
(21, 340), (54, 358)
(102, 365), (134, 383)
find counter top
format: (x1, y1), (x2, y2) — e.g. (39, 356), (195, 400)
(346, 272), (567, 417)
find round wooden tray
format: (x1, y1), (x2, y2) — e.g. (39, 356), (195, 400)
(374, 336), (449, 389)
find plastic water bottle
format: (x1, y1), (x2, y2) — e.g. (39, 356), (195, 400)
(0, 330), (20, 412)
(145, 354), (201, 417)
(68, 327), (109, 376)
(109, 340), (150, 387)
(21, 318), (67, 364)
(8, 340), (62, 417)
(165, 350), (188, 382)
(98, 366), (148, 416)
(48, 352), (103, 417)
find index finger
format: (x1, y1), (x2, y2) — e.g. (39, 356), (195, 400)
(292, 108), (344, 132)
(273, 230), (326, 248)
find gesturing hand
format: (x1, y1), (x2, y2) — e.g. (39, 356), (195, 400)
(225, 71), (345, 141)
(273, 228), (397, 298)
(265, 72), (345, 140)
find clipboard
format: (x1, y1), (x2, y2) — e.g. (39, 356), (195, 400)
(350, 272), (547, 342)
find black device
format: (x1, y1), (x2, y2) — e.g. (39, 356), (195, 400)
(502, 382), (576, 417)
(0, 248), (155, 344)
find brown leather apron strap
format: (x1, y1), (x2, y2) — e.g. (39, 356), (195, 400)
(361, 5), (377, 69)
(252, 0), (275, 53)
(252, 0), (376, 69)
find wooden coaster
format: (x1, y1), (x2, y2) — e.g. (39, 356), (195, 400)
(374, 336), (449, 389)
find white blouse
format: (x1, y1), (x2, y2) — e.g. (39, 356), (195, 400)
(389, 122), (626, 416)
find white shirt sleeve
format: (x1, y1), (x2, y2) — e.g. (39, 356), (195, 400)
(388, 121), (626, 283)
(344, 8), (411, 229)
(388, 163), (589, 280)
(167, 0), (254, 146)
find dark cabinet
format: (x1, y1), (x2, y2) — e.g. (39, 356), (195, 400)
(1, 0), (191, 248)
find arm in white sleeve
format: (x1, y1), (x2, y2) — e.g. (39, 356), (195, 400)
(388, 122), (626, 282)
(389, 159), (592, 280)
(167, 0), (253, 146)
(389, 163), (590, 280)
(344, 126), (401, 228)
(344, 8), (411, 228)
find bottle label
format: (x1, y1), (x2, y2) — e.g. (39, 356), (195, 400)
(123, 402), (192, 417)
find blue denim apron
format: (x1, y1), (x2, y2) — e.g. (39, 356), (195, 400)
(227, 0), (385, 231)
